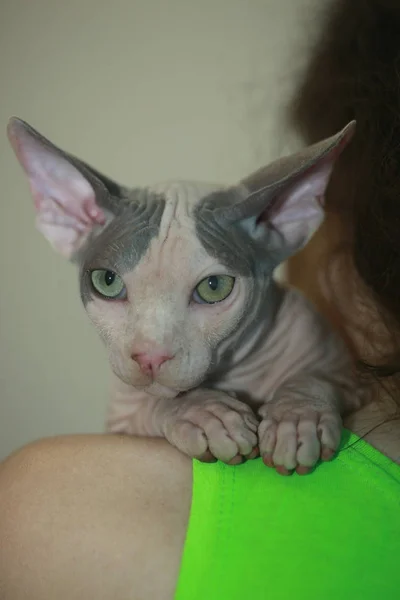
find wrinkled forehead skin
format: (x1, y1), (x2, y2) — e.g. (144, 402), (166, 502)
(78, 180), (278, 304)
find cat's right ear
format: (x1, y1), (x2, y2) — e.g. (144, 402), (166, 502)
(7, 117), (120, 260)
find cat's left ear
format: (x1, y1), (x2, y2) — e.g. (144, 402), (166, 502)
(218, 120), (355, 257)
(7, 117), (124, 260)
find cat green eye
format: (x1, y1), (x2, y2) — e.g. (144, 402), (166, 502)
(90, 269), (126, 299)
(193, 275), (235, 304)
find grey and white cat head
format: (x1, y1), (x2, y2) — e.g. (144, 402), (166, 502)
(7, 117), (355, 397)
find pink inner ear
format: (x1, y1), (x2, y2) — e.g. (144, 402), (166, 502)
(8, 120), (106, 226)
(8, 119), (106, 257)
(244, 121), (355, 253)
(258, 159), (332, 251)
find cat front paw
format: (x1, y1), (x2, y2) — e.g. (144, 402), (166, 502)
(258, 401), (342, 475)
(161, 389), (259, 464)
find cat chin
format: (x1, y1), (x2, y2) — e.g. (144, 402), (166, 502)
(141, 382), (182, 399)
(126, 378), (206, 399)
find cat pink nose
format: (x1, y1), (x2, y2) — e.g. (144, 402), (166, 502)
(131, 351), (173, 376)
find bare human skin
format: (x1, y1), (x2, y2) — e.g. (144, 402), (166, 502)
(0, 435), (191, 600)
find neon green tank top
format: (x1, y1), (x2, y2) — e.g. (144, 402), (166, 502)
(174, 430), (400, 599)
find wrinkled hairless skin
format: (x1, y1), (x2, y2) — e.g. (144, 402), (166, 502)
(7, 117), (360, 474)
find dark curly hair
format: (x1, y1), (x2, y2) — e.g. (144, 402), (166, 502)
(288, 0), (400, 387)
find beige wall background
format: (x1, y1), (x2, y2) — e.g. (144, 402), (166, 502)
(0, 0), (325, 459)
